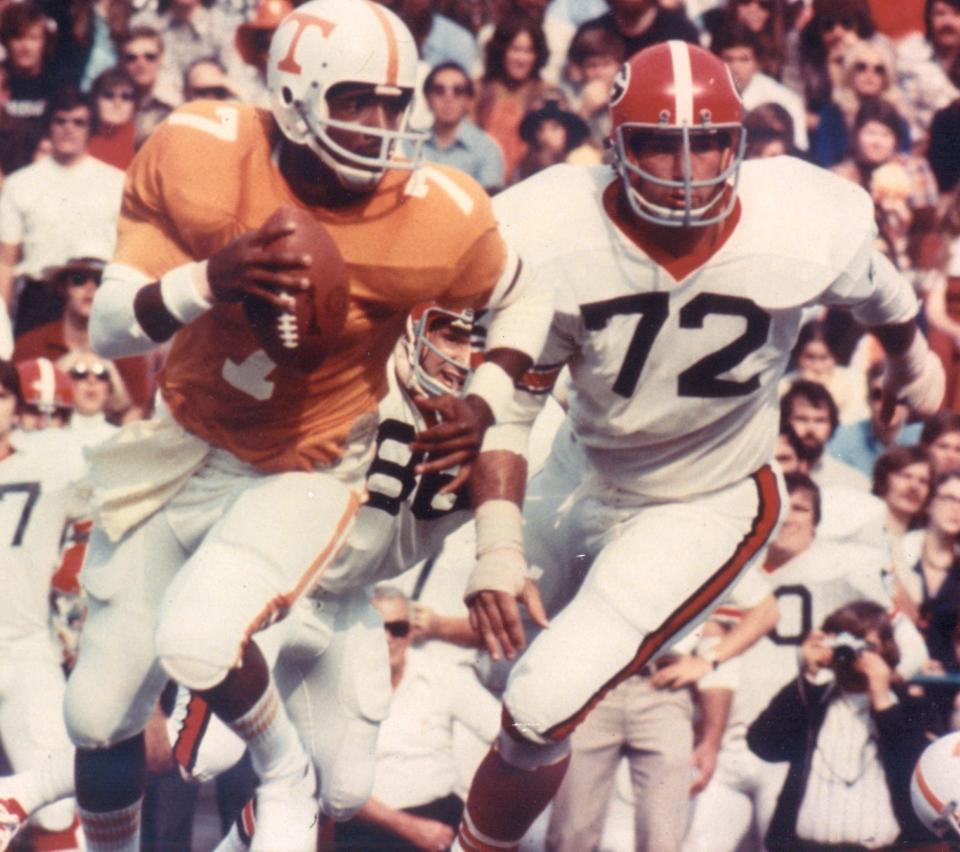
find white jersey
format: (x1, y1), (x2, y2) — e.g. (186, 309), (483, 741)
(493, 158), (918, 499)
(0, 435), (85, 643)
(318, 364), (470, 594)
(723, 540), (892, 739)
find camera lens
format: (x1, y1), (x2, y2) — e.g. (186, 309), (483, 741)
(832, 645), (857, 667)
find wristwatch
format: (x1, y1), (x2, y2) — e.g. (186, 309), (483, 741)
(698, 647), (721, 671)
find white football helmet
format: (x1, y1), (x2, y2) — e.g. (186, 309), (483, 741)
(267, 0), (426, 191)
(911, 731), (960, 838)
(395, 304), (477, 398)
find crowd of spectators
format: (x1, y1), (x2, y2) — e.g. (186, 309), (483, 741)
(4, 0), (960, 849)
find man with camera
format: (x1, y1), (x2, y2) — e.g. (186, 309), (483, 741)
(747, 600), (937, 850)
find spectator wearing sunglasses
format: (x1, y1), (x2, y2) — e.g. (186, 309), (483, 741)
(57, 350), (129, 445)
(421, 61), (504, 194)
(0, 88), (124, 339)
(810, 38), (913, 168)
(12, 253), (152, 422)
(87, 66), (139, 171)
(789, 0), (881, 124)
(334, 585), (500, 852)
(132, 0), (247, 109)
(118, 26), (176, 149)
(827, 360), (925, 479)
(182, 56), (242, 103)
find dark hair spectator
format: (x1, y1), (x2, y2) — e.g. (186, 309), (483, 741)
(713, 0), (790, 79)
(424, 61), (475, 99)
(0, 1), (60, 175)
(920, 411), (960, 475)
(832, 99), (939, 277)
(781, 379), (841, 435)
(795, 0), (877, 114)
(743, 101), (796, 157)
(87, 66), (138, 170)
(474, 13), (550, 184)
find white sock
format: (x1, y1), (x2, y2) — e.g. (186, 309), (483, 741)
(2, 748), (75, 816)
(78, 799), (141, 852)
(224, 680), (308, 785)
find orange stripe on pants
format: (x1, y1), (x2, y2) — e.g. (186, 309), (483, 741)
(541, 465), (781, 742)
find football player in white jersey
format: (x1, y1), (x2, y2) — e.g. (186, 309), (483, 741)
(683, 473), (927, 852)
(451, 40), (945, 852)
(0, 306), (481, 851)
(0, 360), (85, 852)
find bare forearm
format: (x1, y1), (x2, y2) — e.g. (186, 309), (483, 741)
(696, 688), (732, 749)
(711, 594), (779, 664)
(469, 449), (527, 507)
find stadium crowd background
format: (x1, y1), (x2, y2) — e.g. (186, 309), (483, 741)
(3, 0), (960, 849)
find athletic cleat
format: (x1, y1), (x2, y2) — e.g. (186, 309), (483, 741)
(249, 759), (319, 852)
(0, 795), (28, 852)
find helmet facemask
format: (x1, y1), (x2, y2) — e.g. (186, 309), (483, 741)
(403, 306), (474, 398)
(613, 122), (746, 228)
(281, 80), (427, 192)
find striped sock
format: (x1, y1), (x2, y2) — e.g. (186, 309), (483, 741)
(78, 800), (141, 852)
(223, 680), (308, 786)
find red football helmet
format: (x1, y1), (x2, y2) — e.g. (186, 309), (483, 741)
(16, 358), (74, 416)
(609, 40), (746, 228)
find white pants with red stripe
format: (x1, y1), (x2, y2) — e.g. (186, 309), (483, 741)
(167, 589), (388, 820)
(65, 444), (366, 749)
(503, 465), (784, 744)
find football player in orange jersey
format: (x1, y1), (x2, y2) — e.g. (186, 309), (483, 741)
(63, 1), (550, 850)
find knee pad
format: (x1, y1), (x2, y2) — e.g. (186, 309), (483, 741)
(496, 727), (570, 771)
(65, 675), (133, 749)
(158, 652), (228, 691)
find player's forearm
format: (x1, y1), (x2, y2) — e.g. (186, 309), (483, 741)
(92, 262), (212, 357)
(695, 688), (732, 750)
(470, 449), (527, 507)
(709, 593), (779, 664)
(431, 614), (482, 648)
(354, 797), (418, 836)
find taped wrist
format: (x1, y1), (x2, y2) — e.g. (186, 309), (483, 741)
(465, 499), (526, 601)
(133, 261), (211, 343)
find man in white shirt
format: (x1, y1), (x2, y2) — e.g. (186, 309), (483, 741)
(0, 89), (124, 336)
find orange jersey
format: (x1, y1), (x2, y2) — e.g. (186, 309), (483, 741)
(115, 101), (506, 471)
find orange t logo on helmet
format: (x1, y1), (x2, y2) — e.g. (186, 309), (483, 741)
(276, 12), (336, 74)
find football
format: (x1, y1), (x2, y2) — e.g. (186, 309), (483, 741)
(242, 205), (349, 372)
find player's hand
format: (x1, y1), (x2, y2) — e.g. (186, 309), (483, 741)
(650, 655), (710, 690)
(411, 394), (494, 494)
(468, 578), (547, 662)
(401, 814), (454, 851)
(690, 741), (719, 796)
(206, 218), (312, 307)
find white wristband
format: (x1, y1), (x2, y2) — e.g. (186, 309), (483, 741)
(465, 361), (515, 423)
(160, 261), (212, 324)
